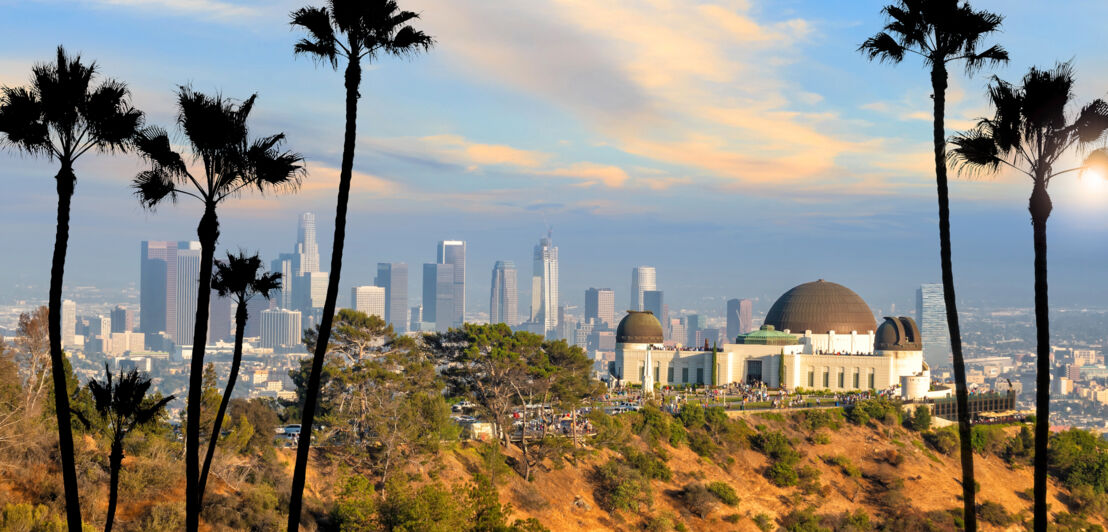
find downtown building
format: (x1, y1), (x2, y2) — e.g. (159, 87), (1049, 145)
(585, 288), (615, 329)
(630, 266), (656, 312)
(351, 285), (386, 320)
(530, 233), (559, 335)
(726, 298), (753, 341)
(437, 240), (466, 327)
(916, 283), (952, 368)
(374, 262), (408, 333)
(422, 263), (455, 332)
(490, 260), (518, 326)
(260, 308), (302, 350)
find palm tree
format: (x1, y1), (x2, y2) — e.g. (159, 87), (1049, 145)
(949, 62), (1108, 531)
(76, 365), (173, 532)
(132, 88), (304, 531)
(859, 3), (1006, 529)
(287, 2), (432, 528)
(0, 46), (143, 531)
(198, 251), (281, 505)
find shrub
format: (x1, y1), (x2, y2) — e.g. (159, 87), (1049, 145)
(780, 506), (830, 532)
(1003, 425), (1034, 463)
(668, 421), (687, 447)
(847, 398), (902, 426)
(767, 461), (799, 487)
(707, 481), (740, 506)
(797, 464), (823, 495)
(587, 409), (632, 450)
(135, 501), (186, 531)
(976, 501), (1011, 526)
(752, 431), (798, 463)
(1068, 484), (1108, 516)
(923, 427), (959, 455)
(632, 405), (672, 446)
(679, 482), (718, 518)
(823, 455), (861, 478)
(643, 513), (674, 532)
(593, 459), (651, 512)
(377, 476), (468, 532)
(723, 513), (741, 524)
(970, 424), (1007, 455)
(797, 408), (841, 432)
(688, 431), (718, 458)
(810, 432), (831, 445)
(623, 448), (672, 481)
(677, 403), (706, 428)
(907, 405), (931, 431)
(753, 513), (774, 532)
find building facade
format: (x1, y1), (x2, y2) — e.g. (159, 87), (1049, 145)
(726, 298), (753, 340)
(630, 266), (656, 311)
(260, 308), (302, 349)
(916, 283), (951, 368)
(585, 288), (615, 328)
(423, 263), (455, 332)
(531, 234), (559, 334)
(490, 260), (518, 326)
(351, 285), (386, 320)
(375, 262), (408, 333)
(437, 240), (466, 326)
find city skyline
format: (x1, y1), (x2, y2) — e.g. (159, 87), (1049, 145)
(4, 2), (1108, 316)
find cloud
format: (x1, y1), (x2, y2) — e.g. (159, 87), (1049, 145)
(78, 0), (265, 20)
(417, 134), (550, 169)
(539, 162), (630, 187)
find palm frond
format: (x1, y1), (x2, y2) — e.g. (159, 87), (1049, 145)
(291, 6), (339, 67)
(962, 44), (1008, 75)
(1070, 99), (1108, 145)
(1021, 62), (1074, 133)
(386, 25), (434, 57)
(82, 79), (144, 153)
(245, 134), (305, 194)
(133, 169), (178, 209)
(1082, 148), (1108, 177)
(34, 46), (95, 138)
(858, 32), (906, 63)
(949, 128), (1003, 177)
(0, 86), (51, 155)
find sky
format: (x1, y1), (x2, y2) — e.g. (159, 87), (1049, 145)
(2, 0), (1108, 318)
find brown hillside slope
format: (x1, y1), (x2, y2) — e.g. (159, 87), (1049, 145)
(430, 415), (1096, 532)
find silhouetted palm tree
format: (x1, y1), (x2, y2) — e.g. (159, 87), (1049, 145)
(198, 251), (280, 505)
(76, 365), (173, 532)
(287, 2), (432, 528)
(0, 46), (143, 531)
(859, 3), (1006, 528)
(131, 88), (303, 531)
(950, 62), (1108, 531)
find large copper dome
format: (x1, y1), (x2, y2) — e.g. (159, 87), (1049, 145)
(764, 280), (876, 334)
(616, 311), (664, 343)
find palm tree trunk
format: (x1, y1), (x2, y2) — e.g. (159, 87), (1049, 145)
(186, 204), (219, 532)
(105, 438), (123, 532)
(287, 55), (361, 532)
(931, 63), (976, 532)
(198, 301), (247, 505)
(1030, 182), (1052, 532)
(48, 163), (83, 532)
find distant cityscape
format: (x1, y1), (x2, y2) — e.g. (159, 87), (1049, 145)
(1, 212), (1105, 432)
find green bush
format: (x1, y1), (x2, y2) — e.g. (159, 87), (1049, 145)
(780, 506), (830, 532)
(970, 424), (1007, 455)
(907, 405), (931, 431)
(0, 503), (65, 532)
(587, 409), (632, 450)
(707, 481), (740, 506)
(677, 403), (706, 429)
(923, 427), (959, 455)
(846, 398), (902, 426)
(622, 448), (673, 481)
(688, 430), (718, 458)
(767, 461), (799, 487)
(632, 405), (672, 445)
(976, 501), (1011, 526)
(679, 482), (718, 517)
(753, 513), (774, 532)
(593, 459), (652, 512)
(823, 455), (861, 478)
(668, 420), (687, 447)
(377, 476), (469, 531)
(135, 501), (186, 531)
(1003, 425), (1034, 463)
(810, 432), (831, 445)
(1050, 429), (1108, 492)
(796, 408), (841, 432)
(752, 431), (799, 463)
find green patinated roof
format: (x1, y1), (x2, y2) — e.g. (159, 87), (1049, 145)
(736, 325), (799, 345)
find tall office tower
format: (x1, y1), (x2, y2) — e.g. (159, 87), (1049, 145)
(556, 305), (576, 341)
(260, 308), (302, 349)
(209, 290), (232, 343)
(88, 315), (111, 340)
(726, 298), (754, 340)
(643, 290), (667, 338)
(410, 305), (423, 332)
(574, 320), (594, 350)
(110, 305), (134, 333)
(375, 262), (408, 333)
(140, 240), (178, 337)
(531, 233), (559, 334)
(270, 253), (297, 309)
(61, 299), (76, 348)
(917, 283), (951, 367)
(696, 328), (723, 349)
(351, 285), (386, 319)
(423, 263), (455, 332)
(244, 296), (269, 338)
(669, 318), (687, 347)
(685, 314), (702, 347)
(307, 271), (328, 309)
(437, 240), (466, 326)
(297, 212), (320, 274)
(630, 266), (657, 311)
(490, 260), (519, 326)
(175, 248), (202, 345)
(585, 288), (615, 328)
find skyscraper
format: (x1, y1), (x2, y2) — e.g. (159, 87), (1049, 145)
(490, 260), (518, 326)
(423, 263), (455, 332)
(585, 288), (615, 328)
(917, 283), (951, 368)
(630, 266), (657, 311)
(61, 299), (76, 348)
(643, 290), (667, 337)
(175, 248), (202, 345)
(351, 285), (386, 319)
(297, 212), (320, 274)
(140, 240), (177, 337)
(685, 314), (702, 348)
(726, 298), (753, 341)
(375, 262), (408, 333)
(270, 253), (297, 310)
(110, 305), (134, 333)
(437, 240), (466, 326)
(209, 290), (232, 343)
(531, 233), (559, 334)
(260, 308), (302, 349)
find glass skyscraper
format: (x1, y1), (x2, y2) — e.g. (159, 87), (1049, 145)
(437, 240), (466, 326)
(375, 262), (409, 333)
(490, 260), (518, 326)
(531, 234), (559, 335)
(916, 283), (951, 368)
(630, 266), (656, 311)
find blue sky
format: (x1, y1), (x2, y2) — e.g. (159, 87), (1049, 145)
(3, 0), (1108, 317)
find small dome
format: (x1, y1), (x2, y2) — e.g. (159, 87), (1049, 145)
(616, 311), (664, 344)
(875, 316), (922, 351)
(764, 280), (877, 334)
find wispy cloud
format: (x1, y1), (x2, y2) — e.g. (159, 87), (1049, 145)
(77, 0), (266, 20)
